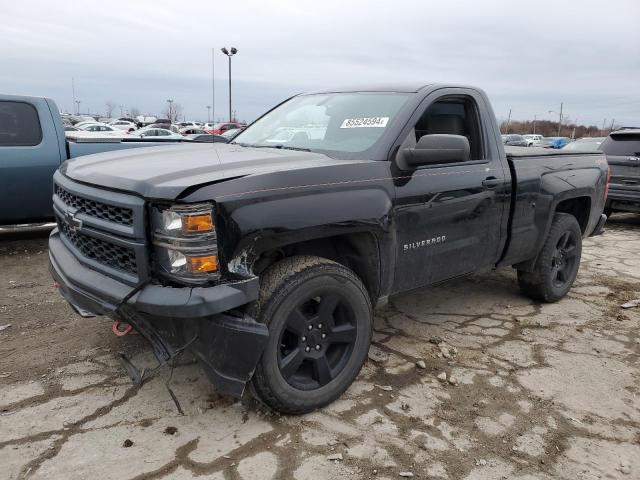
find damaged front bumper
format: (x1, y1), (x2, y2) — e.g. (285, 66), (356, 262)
(49, 229), (269, 397)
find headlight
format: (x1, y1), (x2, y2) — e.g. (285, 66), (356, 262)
(151, 203), (220, 284)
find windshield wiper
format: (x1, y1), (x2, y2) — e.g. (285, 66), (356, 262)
(261, 144), (312, 152)
(231, 142), (312, 152)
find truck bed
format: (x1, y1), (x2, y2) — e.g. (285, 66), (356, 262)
(500, 147), (607, 268)
(504, 146), (602, 157)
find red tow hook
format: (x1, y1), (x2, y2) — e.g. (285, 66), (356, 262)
(112, 321), (134, 337)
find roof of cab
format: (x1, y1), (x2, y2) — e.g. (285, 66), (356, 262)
(301, 83), (434, 94)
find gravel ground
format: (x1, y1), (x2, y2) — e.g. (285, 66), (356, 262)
(0, 215), (639, 480)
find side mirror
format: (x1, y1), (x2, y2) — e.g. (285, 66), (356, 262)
(402, 134), (470, 167)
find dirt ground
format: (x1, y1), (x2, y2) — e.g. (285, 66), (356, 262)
(1, 216), (639, 480)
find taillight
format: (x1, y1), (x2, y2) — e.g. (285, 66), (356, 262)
(604, 166), (611, 200)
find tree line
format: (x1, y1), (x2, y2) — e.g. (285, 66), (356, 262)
(500, 119), (616, 138)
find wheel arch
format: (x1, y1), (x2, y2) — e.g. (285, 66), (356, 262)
(514, 197), (590, 273)
(230, 230), (383, 305)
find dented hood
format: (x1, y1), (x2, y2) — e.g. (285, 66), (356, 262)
(62, 143), (353, 199)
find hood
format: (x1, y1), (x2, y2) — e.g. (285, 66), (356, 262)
(62, 143), (358, 199)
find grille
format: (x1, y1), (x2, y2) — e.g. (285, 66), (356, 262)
(55, 185), (133, 226)
(58, 220), (137, 275)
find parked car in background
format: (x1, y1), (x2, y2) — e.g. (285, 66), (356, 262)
(601, 128), (640, 216)
(177, 121), (203, 129)
(183, 134), (228, 143)
(561, 137), (605, 152)
(61, 115), (85, 125)
(130, 127), (183, 139)
(179, 127), (208, 136)
(501, 134), (528, 147)
(523, 134), (544, 146)
(68, 123), (127, 138)
(539, 137), (572, 149)
(116, 117), (138, 124)
(111, 120), (138, 132)
(147, 123), (180, 133)
(207, 122), (245, 135)
(73, 120), (99, 129)
(221, 128), (244, 140)
(76, 123), (123, 133)
(64, 125), (79, 132)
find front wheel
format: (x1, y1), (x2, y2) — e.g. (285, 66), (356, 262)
(517, 213), (582, 302)
(250, 256), (372, 414)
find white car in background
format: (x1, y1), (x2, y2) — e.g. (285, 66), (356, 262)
(73, 121), (99, 129)
(177, 121), (204, 129)
(110, 120), (138, 132)
(130, 127), (183, 139)
(523, 134), (544, 146)
(66, 123), (128, 139)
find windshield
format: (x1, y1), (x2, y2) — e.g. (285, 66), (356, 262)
(232, 92), (410, 156)
(600, 134), (640, 156)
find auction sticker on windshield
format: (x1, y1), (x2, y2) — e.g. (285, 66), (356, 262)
(340, 117), (389, 128)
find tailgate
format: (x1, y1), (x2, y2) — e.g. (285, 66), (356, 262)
(600, 129), (640, 201)
(601, 132), (640, 190)
(607, 155), (640, 189)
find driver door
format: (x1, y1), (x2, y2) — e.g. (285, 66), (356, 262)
(392, 89), (509, 293)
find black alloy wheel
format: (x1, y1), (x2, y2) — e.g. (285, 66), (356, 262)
(278, 293), (357, 390)
(517, 213), (583, 302)
(250, 256), (373, 414)
(551, 230), (578, 288)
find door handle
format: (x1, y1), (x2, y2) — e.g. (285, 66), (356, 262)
(482, 177), (502, 189)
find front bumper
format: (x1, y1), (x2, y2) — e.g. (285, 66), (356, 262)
(49, 229), (269, 397)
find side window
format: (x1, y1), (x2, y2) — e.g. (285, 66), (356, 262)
(0, 101), (42, 146)
(412, 96), (484, 161)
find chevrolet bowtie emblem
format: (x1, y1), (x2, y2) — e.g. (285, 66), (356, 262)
(65, 209), (83, 232)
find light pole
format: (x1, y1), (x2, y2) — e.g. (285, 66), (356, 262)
(166, 99), (174, 122)
(206, 105), (211, 123)
(548, 103), (563, 136)
(75, 100), (81, 114)
(221, 47), (238, 122)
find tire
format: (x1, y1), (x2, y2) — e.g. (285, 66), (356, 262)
(250, 256), (372, 414)
(517, 213), (582, 303)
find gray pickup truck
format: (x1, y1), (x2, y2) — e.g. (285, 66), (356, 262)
(49, 83), (609, 414)
(0, 94), (190, 225)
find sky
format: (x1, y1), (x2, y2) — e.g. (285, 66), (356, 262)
(1, 0), (639, 127)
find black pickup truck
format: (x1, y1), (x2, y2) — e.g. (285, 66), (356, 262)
(49, 84), (608, 414)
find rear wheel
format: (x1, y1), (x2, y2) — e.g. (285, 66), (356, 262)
(518, 213), (582, 302)
(250, 256), (372, 414)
